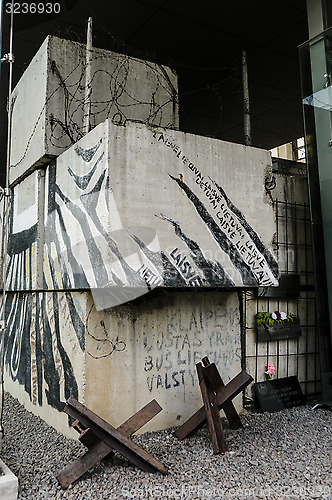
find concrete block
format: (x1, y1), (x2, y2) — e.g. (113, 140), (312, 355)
(6, 118), (279, 298)
(83, 289), (242, 430)
(0, 458), (18, 500)
(41, 119), (278, 302)
(10, 36), (178, 184)
(84, 289), (243, 431)
(3, 288), (242, 436)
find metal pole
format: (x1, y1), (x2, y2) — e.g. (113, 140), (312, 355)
(83, 17), (92, 135)
(0, 0), (14, 448)
(0, 0), (3, 77)
(242, 50), (251, 146)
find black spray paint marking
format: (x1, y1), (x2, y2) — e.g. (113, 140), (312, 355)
(130, 233), (188, 286)
(51, 293), (79, 406)
(212, 178), (278, 279)
(65, 292), (86, 351)
(74, 138), (102, 163)
(86, 315), (126, 359)
(41, 293), (62, 410)
(68, 152), (104, 190)
(52, 158), (154, 289)
(2, 291), (82, 413)
(169, 247), (203, 286)
(45, 162), (87, 289)
(153, 131), (278, 285)
(182, 171), (277, 285)
(168, 174), (258, 286)
(158, 213), (235, 286)
(55, 184), (109, 287)
(143, 314), (231, 394)
(138, 264), (163, 286)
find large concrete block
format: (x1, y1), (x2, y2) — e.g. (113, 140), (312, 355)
(3, 289), (242, 436)
(10, 36), (178, 184)
(85, 290), (242, 431)
(6, 120), (278, 298)
(41, 119), (278, 303)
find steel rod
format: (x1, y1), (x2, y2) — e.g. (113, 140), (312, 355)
(0, 0), (14, 445)
(242, 50), (251, 146)
(83, 17), (93, 135)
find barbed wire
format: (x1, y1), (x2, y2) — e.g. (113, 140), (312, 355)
(12, 32), (183, 168)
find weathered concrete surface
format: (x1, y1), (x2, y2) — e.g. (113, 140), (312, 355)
(3, 291), (86, 438)
(3, 119), (278, 435)
(9, 38), (48, 185)
(2, 158), (316, 436)
(10, 36), (178, 184)
(7, 120), (278, 294)
(3, 289), (242, 437)
(6, 170), (39, 291)
(39, 119), (278, 296)
(0, 458), (18, 500)
(85, 289), (242, 432)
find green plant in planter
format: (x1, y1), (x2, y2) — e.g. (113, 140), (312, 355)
(256, 311), (297, 327)
(256, 311), (300, 342)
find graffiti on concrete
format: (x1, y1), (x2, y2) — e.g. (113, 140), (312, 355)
(0, 291), (84, 410)
(159, 214), (235, 286)
(43, 139), (163, 307)
(142, 303), (240, 398)
(152, 130), (278, 287)
(6, 123), (278, 300)
(86, 313), (126, 359)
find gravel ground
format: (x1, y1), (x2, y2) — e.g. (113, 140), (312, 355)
(1, 392), (331, 499)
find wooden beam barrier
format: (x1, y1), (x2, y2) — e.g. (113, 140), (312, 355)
(174, 358), (253, 447)
(56, 397), (167, 489)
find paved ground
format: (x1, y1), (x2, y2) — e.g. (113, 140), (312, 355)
(1, 392), (331, 499)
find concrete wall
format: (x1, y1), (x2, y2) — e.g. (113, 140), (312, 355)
(3, 119), (278, 436)
(6, 170), (40, 290)
(9, 39), (48, 185)
(7, 120), (278, 300)
(10, 36), (179, 185)
(3, 136), (316, 436)
(7, 120), (279, 296)
(1, 35), (316, 438)
(2, 290), (86, 438)
(85, 289), (242, 432)
(2, 288), (241, 437)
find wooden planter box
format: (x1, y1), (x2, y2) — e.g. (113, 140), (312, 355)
(257, 317), (301, 342)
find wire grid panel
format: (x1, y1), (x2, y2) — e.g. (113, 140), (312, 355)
(243, 200), (320, 408)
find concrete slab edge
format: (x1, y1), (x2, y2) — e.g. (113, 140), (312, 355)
(0, 458), (18, 500)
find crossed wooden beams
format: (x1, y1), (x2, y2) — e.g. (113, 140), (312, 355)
(56, 397), (167, 489)
(173, 357), (253, 454)
(57, 359), (253, 487)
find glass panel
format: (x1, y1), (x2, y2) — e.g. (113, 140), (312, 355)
(299, 26), (332, 386)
